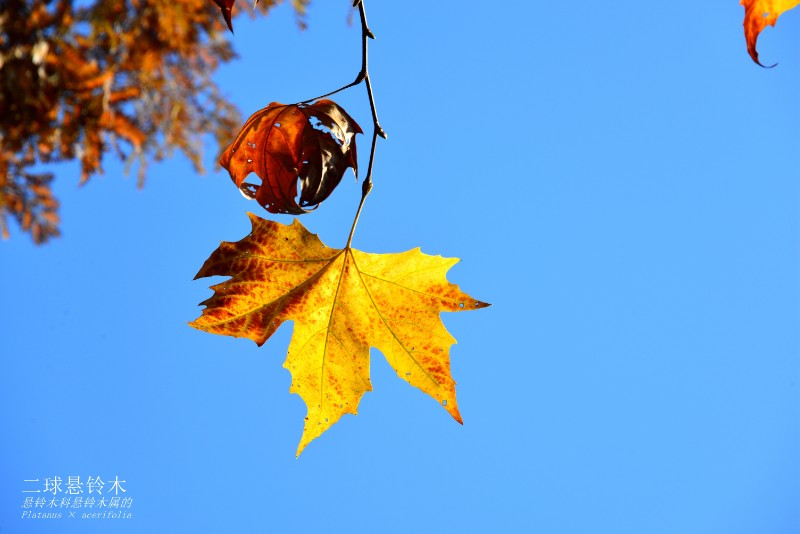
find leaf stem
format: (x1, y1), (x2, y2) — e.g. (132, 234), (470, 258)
(299, 75), (363, 104)
(299, 0), (383, 248)
(346, 130), (377, 248)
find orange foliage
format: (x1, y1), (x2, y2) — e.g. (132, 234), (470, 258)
(741, 0), (800, 66)
(0, 0), (308, 243)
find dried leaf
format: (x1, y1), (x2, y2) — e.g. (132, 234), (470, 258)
(211, 0), (236, 32)
(741, 0), (800, 66)
(220, 100), (362, 215)
(190, 214), (489, 455)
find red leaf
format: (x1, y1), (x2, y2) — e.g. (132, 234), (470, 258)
(212, 0), (235, 33)
(220, 100), (362, 215)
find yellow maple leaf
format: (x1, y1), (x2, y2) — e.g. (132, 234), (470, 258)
(190, 214), (489, 455)
(741, 0), (800, 65)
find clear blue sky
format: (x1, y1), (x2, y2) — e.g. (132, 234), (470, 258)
(2, 1), (798, 533)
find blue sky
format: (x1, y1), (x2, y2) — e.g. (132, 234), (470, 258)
(2, 1), (798, 533)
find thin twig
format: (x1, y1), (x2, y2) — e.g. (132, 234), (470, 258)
(345, 0), (383, 248)
(299, 72), (364, 104)
(298, 0), (387, 248)
(297, 0), (382, 248)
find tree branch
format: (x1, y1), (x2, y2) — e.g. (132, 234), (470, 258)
(298, 0), (383, 248)
(345, 0), (383, 248)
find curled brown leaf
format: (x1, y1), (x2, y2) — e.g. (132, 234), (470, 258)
(220, 100), (363, 215)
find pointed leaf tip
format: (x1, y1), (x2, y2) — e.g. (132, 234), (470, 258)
(211, 0), (235, 32)
(741, 0), (800, 66)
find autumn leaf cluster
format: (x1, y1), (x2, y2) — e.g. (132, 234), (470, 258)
(6, 0), (794, 456)
(0, 0), (306, 243)
(2, 1), (798, 244)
